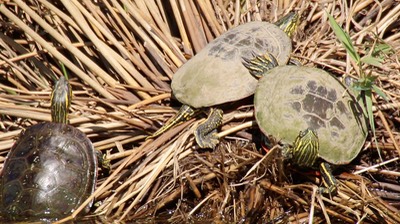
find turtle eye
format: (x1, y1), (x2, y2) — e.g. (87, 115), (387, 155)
(298, 130), (306, 137)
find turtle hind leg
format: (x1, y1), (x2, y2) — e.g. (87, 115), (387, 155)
(195, 108), (223, 149)
(148, 104), (199, 139)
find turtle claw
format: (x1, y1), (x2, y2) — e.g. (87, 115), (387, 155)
(194, 108), (223, 149)
(317, 186), (337, 196)
(196, 131), (219, 149)
(242, 52), (279, 78)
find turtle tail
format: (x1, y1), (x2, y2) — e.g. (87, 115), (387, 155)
(147, 104), (200, 139)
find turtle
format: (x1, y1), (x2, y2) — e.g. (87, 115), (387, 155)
(149, 12), (300, 149)
(0, 77), (98, 222)
(248, 56), (368, 194)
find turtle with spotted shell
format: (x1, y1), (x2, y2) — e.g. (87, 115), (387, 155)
(248, 55), (368, 194)
(150, 12), (299, 148)
(0, 77), (99, 222)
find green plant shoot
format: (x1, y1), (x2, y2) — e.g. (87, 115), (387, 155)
(327, 12), (389, 137)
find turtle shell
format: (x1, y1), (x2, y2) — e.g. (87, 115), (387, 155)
(0, 122), (97, 221)
(172, 21), (292, 108)
(254, 66), (368, 164)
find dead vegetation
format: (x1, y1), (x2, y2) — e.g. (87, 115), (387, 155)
(1, 0), (400, 223)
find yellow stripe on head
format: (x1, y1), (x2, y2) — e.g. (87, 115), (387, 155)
(292, 129), (319, 168)
(274, 11), (300, 38)
(51, 76), (72, 124)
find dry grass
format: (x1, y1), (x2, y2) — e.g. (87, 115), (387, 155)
(1, 0), (400, 223)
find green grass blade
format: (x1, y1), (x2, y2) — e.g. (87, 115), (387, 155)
(365, 89), (375, 133)
(373, 43), (393, 56)
(372, 84), (389, 102)
(360, 55), (383, 67)
(327, 12), (360, 63)
(60, 63), (69, 80)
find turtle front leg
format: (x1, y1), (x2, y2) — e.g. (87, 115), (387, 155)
(286, 129), (339, 195)
(194, 108), (223, 149)
(242, 52), (279, 78)
(148, 104), (199, 139)
(318, 162), (338, 195)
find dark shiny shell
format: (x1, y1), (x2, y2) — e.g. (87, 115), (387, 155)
(172, 21), (292, 108)
(254, 66), (368, 164)
(0, 122), (97, 221)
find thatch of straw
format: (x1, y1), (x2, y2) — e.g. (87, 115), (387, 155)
(1, 0), (400, 223)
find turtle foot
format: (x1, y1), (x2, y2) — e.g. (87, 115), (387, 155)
(196, 131), (220, 149)
(96, 150), (111, 174)
(242, 52), (279, 78)
(194, 108), (223, 149)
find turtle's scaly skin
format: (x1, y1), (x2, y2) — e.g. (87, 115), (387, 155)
(0, 77), (98, 222)
(243, 52), (280, 78)
(283, 129), (338, 194)
(150, 12), (299, 148)
(290, 129), (319, 168)
(194, 108), (223, 149)
(51, 76), (72, 124)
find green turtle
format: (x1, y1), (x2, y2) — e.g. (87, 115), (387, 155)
(0, 77), (98, 221)
(249, 56), (368, 194)
(150, 12), (299, 148)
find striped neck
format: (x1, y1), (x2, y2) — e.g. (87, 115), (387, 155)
(50, 76), (72, 124)
(274, 11), (299, 38)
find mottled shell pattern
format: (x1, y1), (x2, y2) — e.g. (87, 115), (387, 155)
(255, 66), (368, 164)
(172, 21), (292, 108)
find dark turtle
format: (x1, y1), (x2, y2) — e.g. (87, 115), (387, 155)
(0, 77), (98, 221)
(251, 61), (368, 194)
(149, 12), (299, 148)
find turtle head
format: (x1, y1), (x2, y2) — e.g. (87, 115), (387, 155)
(289, 128), (319, 168)
(51, 76), (72, 124)
(275, 11), (299, 38)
